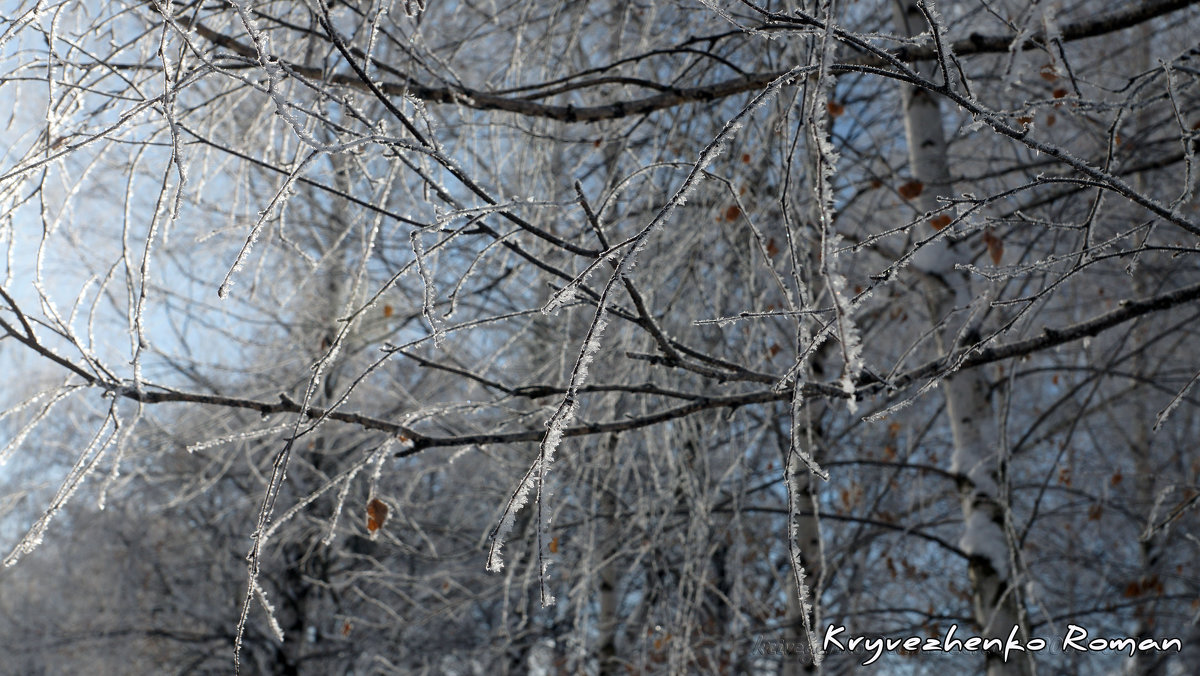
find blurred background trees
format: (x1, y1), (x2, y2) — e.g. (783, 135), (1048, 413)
(1, 0), (1199, 674)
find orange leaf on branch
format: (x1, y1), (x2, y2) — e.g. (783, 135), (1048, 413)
(929, 214), (952, 231)
(366, 498), (389, 533)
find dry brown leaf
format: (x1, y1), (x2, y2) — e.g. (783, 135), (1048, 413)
(366, 498), (389, 533)
(897, 180), (924, 200)
(982, 229), (1003, 264)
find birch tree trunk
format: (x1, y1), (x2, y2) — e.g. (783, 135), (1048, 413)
(892, 3), (1031, 674)
(1125, 25), (1168, 675)
(783, 418), (823, 676)
(596, 434), (621, 676)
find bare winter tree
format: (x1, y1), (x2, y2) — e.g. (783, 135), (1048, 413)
(2, 1), (1199, 674)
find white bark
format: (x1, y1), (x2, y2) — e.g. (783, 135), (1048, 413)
(892, 3), (1030, 675)
(783, 431), (823, 676)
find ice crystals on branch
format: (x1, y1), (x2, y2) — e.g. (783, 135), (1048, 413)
(4, 406), (121, 567)
(1153, 367), (1200, 433)
(186, 423), (291, 454)
(487, 64), (807, 591)
(251, 578), (285, 643)
(828, 271), (865, 412)
(411, 228), (445, 346)
(0, 387), (74, 466)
